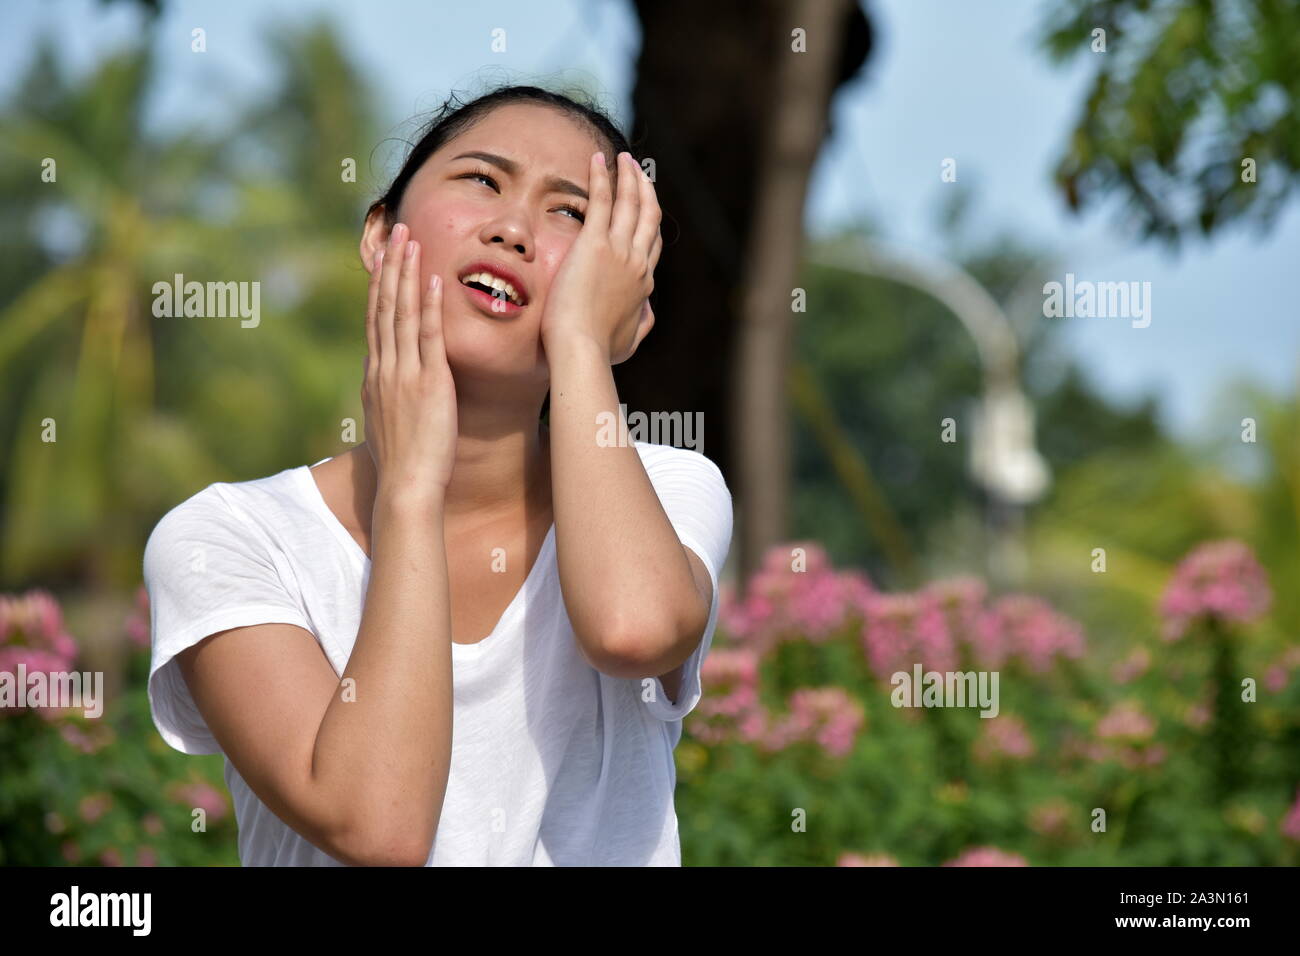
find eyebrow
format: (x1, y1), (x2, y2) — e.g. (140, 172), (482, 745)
(451, 150), (589, 201)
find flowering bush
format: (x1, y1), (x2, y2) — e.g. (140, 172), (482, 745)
(0, 586), (239, 865)
(1158, 540), (1271, 641)
(675, 539), (1300, 866)
(3, 533), (1296, 867)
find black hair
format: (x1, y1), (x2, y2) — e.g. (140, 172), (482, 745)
(367, 85), (638, 425)
(367, 84), (636, 228)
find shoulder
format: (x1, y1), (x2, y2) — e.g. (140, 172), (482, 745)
(633, 440), (728, 486)
(143, 466), (305, 564)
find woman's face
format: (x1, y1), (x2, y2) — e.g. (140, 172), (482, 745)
(361, 102), (613, 394)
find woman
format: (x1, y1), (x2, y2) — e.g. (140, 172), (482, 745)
(143, 86), (733, 866)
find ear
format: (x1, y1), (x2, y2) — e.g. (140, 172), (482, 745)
(359, 206), (392, 273)
(615, 299), (656, 365)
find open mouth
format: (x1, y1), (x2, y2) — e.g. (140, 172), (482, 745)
(458, 270), (526, 307)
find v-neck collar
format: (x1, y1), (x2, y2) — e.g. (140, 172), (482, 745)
(296, 458), (556, 660)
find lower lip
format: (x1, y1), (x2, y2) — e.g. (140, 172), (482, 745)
(458, 281), (525, 316)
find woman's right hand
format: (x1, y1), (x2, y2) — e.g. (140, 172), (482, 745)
(362, 222), (458, 499)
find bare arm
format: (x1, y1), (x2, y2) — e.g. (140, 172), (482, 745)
(548, 335), (713, 682)
(178, 224), (457, 866)
(178, 491), (449, 866)
(543, 151), (710, 680)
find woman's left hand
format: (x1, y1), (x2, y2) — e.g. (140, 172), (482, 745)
(539, 150), (662, 364)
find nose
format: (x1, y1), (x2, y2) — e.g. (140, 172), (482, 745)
(493, 233), (526, 255)
(480, 213), (534, 260)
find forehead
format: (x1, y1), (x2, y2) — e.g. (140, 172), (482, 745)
(437, 102), (605, 172)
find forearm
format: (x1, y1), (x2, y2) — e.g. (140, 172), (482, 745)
(547, 334), (705, 675)
(310, 487), (452, 864)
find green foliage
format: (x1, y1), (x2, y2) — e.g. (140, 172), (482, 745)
(1039, 0), (1300, 244)
(0, 649), (238, 866)
(676, 564), (1300, 867)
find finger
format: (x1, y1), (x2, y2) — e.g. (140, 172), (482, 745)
(608, 152), (640, 249)
(377, 223), (406, 368)
(396, 236), (422, 377)
(419, 272), (445, 370)
(647, 230), (662, 275)
(584, 151), (613, 234)
(365, 248), (384, 369)
(631, 165), (661, 259)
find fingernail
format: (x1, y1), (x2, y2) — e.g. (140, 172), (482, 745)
(390, 223), (405, 244)
(375, 249), (385, 268)
(430, 274), (440, 291)
(595, 152), (605, 167)
(405, 239), (418, 259)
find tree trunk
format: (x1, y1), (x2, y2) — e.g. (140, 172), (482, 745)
(624, 0), (872, 579)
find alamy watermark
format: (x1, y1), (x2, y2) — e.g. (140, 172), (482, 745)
(891, 664), (1000, 718)
(1042, 272), (1152, 328)
(1, 664), (104, 718)
(50, 886), (150, 935)
(596, 403), (703, 452)
(152, 273), (261, 328)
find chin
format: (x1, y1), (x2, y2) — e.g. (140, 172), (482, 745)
(443, 322), (547, 387)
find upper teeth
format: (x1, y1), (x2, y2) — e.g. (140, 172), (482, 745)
(460, 271), (522, 305)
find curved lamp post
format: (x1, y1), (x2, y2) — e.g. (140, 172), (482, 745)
(806, 237), (1050, 584)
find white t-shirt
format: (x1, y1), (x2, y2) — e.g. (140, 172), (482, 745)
(143, 440), (732, 866)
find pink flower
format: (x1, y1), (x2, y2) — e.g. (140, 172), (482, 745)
(1111, 647), (1151, 685)
(124, 584), (151, 650)
(170, 782), (228, 822)
(1263, 646), (1300, 693)
(1281, 788), (1300, 843)
(762, 687), (865, 757)
(861, 592), (955, 679)
(974, 595), (1085, 673)
(838, 852), (899, 866)
(694, 648), (768, 747)
(99, 847), (123, 867)
(1028, 799), (1073, 838)
(1184, 699), (1212, 729)
(699, 649), (761, 715)
(59, 721), (115, 754)
(0, 590), (80, 719)
(942, 846), (1029, 867)
(925, 576), (987, 639)
(1096, 701), (1156, 741)
(720, 542), (874, 654)
(78, 792), (112, 825)
(973, 714), (1036, 763)
(136, 846), (159, 867)
(1159, 540), (1271, 640)
(0, 590), (77, 661)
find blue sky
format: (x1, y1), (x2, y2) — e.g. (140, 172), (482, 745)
(3, 0), (1296, 439)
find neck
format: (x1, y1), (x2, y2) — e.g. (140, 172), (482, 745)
(354, 401), (550, 525)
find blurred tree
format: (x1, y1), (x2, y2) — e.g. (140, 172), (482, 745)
(620, 0), (873, 576)
(0, 41), (231, 589)
(789, 198), (1169, 588)
(0, 23), (382, 602)
(1041, 0), (1300, 245)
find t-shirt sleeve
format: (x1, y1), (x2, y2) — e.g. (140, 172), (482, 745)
(635, 444), (734, 723)
(143, 487), (314, 755)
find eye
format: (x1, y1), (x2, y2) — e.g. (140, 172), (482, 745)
(457, 169), (499, 191)
(554, 204), (585, 223)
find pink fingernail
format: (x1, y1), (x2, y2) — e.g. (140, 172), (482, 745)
(595, 152), (605, 167)
(430, 274), (440, 291)
(406, 239), (417, 258)
(375, 249), (385, 268)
